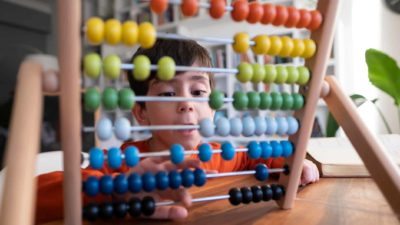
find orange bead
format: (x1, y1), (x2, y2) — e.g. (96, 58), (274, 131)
(246, 2), (263, 24)
(272, 5), (288, 26)
(260, 3), (276, 24)
(150, 0), (168, 14)
(209, 0), (226, 19)
(285, 6), (300, 28)
(296, 9), (311, 28)
(231, 0), (249, 22)
(181, 0), (198, 17)
(307, 10), (323, 30)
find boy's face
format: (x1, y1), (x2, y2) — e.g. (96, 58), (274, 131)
(133, 62), (214, 151)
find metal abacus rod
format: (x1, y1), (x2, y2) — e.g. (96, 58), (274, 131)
(156, 195), (230, 207)
(120, 63), (239, 74)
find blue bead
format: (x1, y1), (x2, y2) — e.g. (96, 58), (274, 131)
(198, 143), (212, 162)
(242, 116), (255, 137)
(96, 117), (113, 141)
(194, 168), (206, 187)
(89, 147), (104, 169)
(287, 116), (299, 135)
(168, 170), (182, 189)
(99, 175), (113, 195)
(124, 146), (139, 167)
(255, 164), (269, 181)
(199, 118), (215, 137)
(265, 117), (278, 135)
(270, 141), (283, 157)
(128, 173), (142, 193)
(141, 172), (156, 192)
(216, 117), (230, 137)
(221, 141), (235, 160)
(107, 147), (122, 169)
(281, 141), (294, 157)
(114, 117), (131, 141)
(170, 144), (185, 164)
(247, 141), (261, 159)
(260, 141), (272, 159)
(114, 174), (128, 194)
(254, 116), (267, 136)
(155, 171), (169, 190)
(181, 169), (194, 188)
(276, 117), (288, 136)
(85, 176), (99, 196)
(229, 117), (243, 136)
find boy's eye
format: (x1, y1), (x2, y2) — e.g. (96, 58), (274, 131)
(158, 92), (176, 97)
(192, 90), (207, 97)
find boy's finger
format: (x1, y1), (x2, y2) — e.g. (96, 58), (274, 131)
(149, 205), (188, 220)
(162, 158), (200, 171)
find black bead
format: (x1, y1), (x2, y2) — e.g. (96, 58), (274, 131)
(141, 196), (156, 216)
(83, 203), (99, 221)
(261, 185), (273, 201)
(228, 188), (242, 205)
(99, 202), (114, 219)
(240, 187), (253, 204)
(128, 197), (142, 218)
(271, 184), (284, 200)
(283, 164), (290, 175)
(250, 186), (263, 203)
(113, 201), (128, 218)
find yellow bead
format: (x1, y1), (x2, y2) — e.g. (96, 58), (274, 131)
(279, 36), (294, 57)
(104, 19), (122, 45)
(252, 35), (270, 55)
(267, 36), (283, 56)
(302, 39), (316, 58)
(121, 20), (138, 46)
(86, 17), (104, 45)
(290, 39), (305, 57)
(232, 32), (250, 53)
(138, 22), (156, 49)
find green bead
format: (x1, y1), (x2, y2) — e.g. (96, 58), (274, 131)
(157, 56), (175, 81)
(293, 93), (304, 110)
(259, 92), (272, 109)
(133, 55), (151, 81)
(281, 92), (294, 110)
(233, 91), (248, 110)
(118, 88), (135, 110)
(84, 87), (100, 112)
(103, 54), (121, 80)
(102, 87), (118, 110)
(263, 65), (277, 83)
(84, 53), (102, 79)
(275, 66), (288, 84)
(236, 62), (253, 83)
(297, 66), (310, 85)
(209, 90), (224, 110)
(286, 66), (299, 84)
(270, 92), (283, 110)
(251, 64), (265, 83)
(247, 91), (260, 109)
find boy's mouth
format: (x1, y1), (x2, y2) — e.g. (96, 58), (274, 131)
(176, 123), (197, 135)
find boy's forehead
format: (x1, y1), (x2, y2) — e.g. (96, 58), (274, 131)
(149, 72), (210, 86)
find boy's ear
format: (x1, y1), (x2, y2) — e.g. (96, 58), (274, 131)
(132, 103), (149, 125)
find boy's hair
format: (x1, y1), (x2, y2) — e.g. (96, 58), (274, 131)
(127, 39), (215, 107)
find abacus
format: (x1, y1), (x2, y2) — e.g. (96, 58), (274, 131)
(1, 0), (400, 224)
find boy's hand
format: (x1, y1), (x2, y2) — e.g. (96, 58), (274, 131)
(300, 159), (319, 185)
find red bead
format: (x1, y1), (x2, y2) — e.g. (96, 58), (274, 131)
(285, 6), (300, 28)
(296, 9), (311, 28)
(261, 3), (276, 24)
(307, 10), (323, 30)
(150, 0), (168, 14)
(246, 1), (263, 24)
(272, 5), (288, 26)
(181, 0), (198, 17)
(209, 0), (226, 19)
(231, 0), (249, 22)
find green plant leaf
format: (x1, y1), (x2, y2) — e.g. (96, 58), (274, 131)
(365, 48), (400, 106)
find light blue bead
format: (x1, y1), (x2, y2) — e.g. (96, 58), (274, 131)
(287, 116), (299, 135)
(125, 146), (139, 167)
(142, 172), (156, 192)
(281, 140), (294, 157)
(128, 173), (142, 193)
(221, 141), (235, 160)
(114, 117), (131, 141)
(270, 141), (283, 158)
(99, 175), (113, 195)
(89, 147), (104, 169)
(181, 169), (194, 188)
(96, 117), (113, 141)
(247, 141), (261, 159)
(254, 116), (267, 136)
(265, 117), (278, 135)
(276, 117), (289, 136)
(108, 147), (122, 169)
(170, 144), (185, 164)
(155, 171), (169, 190)
(199, 118), (215, 137)
(168, 170), (182, 189)
(114, 174), (128, 194)
(255, 164), (269, 181)
(229, 117), (243, 136)
(85, 176), (99, 196)
(260, 141), (272, 159)
(242, 116), (255, 137)
(194, 168), (206, 187)
(216, 117), (230, 137)
(198, 143), (212, 162)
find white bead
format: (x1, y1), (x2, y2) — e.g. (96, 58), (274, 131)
(115, 117), (131, 140)
(96, 117), (113, 140)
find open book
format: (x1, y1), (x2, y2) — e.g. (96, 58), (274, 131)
(307, 134), (400, 177)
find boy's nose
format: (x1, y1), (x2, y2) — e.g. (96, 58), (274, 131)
(178, 102), (194, 112)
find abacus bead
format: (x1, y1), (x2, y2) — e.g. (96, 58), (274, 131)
(251, 186), (263, 203)
(181, 0), (198, 16)
(168, 170), (182, 189)
(114, 174), (128, 194)
(84, 53), (102, 79)
(128, 197), (142, 217)
(281, 140), (294, 157)
(233, 91), (249, 110)
(285, 6), (300, 28)
(133, 55), (151, 81)
(261, 185), (273, 201)
(99, 175), (113, 195)
(259, 92), (272, 109)
(114, 201), (128, 218)
(170, 144), (185, 164)
(293, 93), (305, 110)
(181, 169), (194, 188)
(209, 0), (226, 19)
(198, 143), (212, 162)
(121, 21), (138, 46)
(255, 164), (269, 181)
(281, 92), (294, 110)
(142, 172), (156, 192)
(240, 187), (253, 204)
(251, 63), (266, 83)
(287, 116), (299, 135)
(221, 141), (235, 160)
(261, 3), (276, 24)
(229, 188), (242, 206)
(236, 62), (253, 83)
(270, 92), (283, 110)
(263, 64), (277, 83)
(279, 36), (294, 57)
(114, 117), (131, 141)
(118, 88), (135, 110)
(297, 9), (311, 28)
(265, 117), (278, 135)
(286, 66), (300, 84)
(103, 54), (121, 80)
(308, 10), (323, 30)
(104, 19), (121, 45)
(89, 147), (104, 169)
(252, 35), (270, 55)
(297, 66), (310, 85)
(209, 90), (225, 110)
(247, 91), (261, 109)
(84, 203), (99, 221)
(302, 39), (317, 58)
(247, 141), (261, 159)
(96, 117), (113, 140)
(260, 141), (272, 159)
(229, 117), (243, 136)
(231, 0), (249, 22)
(272, 5), (289, 26)
(100, 202), (113, 219)
(138, 22), (156, 49)
(85, 87), (100, 112)
(86, 17), (104, 45)
(271, 185), (284, 200)
(233, 32), (250, 53)
(102, 87), (118, 110)
(291, 39), (306, 57)
(270, 141), (283, 157)
(150, 0), (168, 14)
(275, 65), (288, 84)
(157, 56), (176, 81)
(108, 147), (122, 169)
(142, 196), (156, 216)
(247, 1), (263, 24)
(194, 168), (207, 187)
(276, 117), (288, 136)
(254, 116), (267, 136)
(85, 176), (99, 196)
(267, 36), (283, 55)
(128, 173), (142, 193)
(216, 117), (230, 137)
(125, 146), (139, 167)
(199, 118), (215, 137)
(242, 116), (255, 137)
(155, 171), (169, 190)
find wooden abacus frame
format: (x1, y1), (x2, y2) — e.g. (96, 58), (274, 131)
(1, 0), (399, 224)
